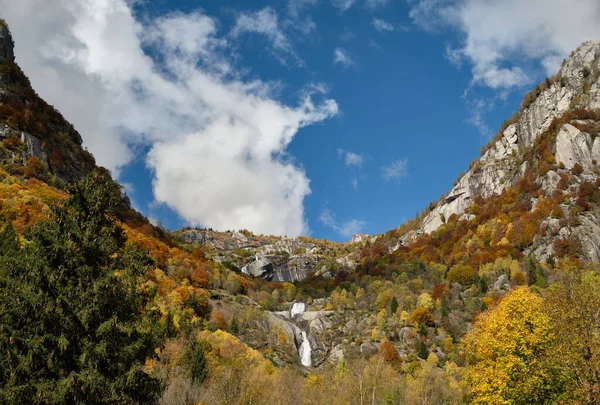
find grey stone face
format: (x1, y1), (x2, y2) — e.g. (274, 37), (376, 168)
(397, 40), (600, 262)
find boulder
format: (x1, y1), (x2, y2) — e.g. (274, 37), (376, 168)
(398, 326), (414, 342)
(241, 257), (274, 279)
(493, 274), (510, 292)
(555, 124), (600, 171)
(359, 341), (379, 356)
(350, 233), (370, 243)
(537, 170), (561, 194)
(328, 345), (345, 363)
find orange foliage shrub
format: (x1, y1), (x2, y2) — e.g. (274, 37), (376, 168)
(2, 136), (24, 150)
(572, 162), (584, 175)
(447, 265), (475, 285)
(24, 156), (44, 179)
(124, 224), (170, 267)
(432, 283), (448, 300)
(409, 307), (434, 326)
(212, 312), (228, 331)
(0, 174), (67, 232)
(379, 340), (401, 366)
(192, 264), (211, 287)
(192, 247), (206, 260)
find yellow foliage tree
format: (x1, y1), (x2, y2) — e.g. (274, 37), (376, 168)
(400, 310), (410, 325)
(461, 287), (559, 404)
(417, 292), (434, 310)
(376, 309), (387, 331)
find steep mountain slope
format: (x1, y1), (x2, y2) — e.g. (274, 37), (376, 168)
(396, 40), (600, 263)
(0, 21), (96, 186)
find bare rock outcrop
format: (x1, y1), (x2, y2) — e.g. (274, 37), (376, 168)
(555, 123), (600, 170)
(178, 229), (337, 282)
(416, 40), (600, 236)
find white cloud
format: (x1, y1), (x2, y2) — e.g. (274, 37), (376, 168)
(332, 0), (357, 12)
(2, 0), (338, 237)
(408, 0), (600, 89)
(332, 0), (388, 12)
(466, 98), (493, 139)
(319, 207), (366, 238)
(288, 0), (319, 17)
(286, 0), (319, 36)
(333, 47), (355, 68)
(444, 44), (463, 68)
(381, 158), (408, 182)
(337, 148), (364, 167)
(372, 18), (394, 33)
(231, 7), (301, 65)
(289, 16), (318, 36)
(365, 0), (390, 9)
(337, 149), (363, 190)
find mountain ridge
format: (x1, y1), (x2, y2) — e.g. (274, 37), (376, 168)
(393, 39), (600, 262)
(0, 20), (96, 186)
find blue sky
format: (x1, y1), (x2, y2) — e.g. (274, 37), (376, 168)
(4, 0), (600, 241)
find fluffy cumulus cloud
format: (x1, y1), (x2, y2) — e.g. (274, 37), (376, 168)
(1, 0), (338, 236)
(381, 158), (408, 182)
(319, 207), (366, 238)
(408, 0), (600, 89)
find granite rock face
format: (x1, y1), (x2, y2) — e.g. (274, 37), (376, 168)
(554, 123), (600, 170)
(178, 229), (338, 282)
(414, 40), (600, 239)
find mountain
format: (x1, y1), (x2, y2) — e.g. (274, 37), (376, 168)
(389, 40), (600, 262)
(181, 41), (600, 285)
(2, 18), (600, 405)
(0, 21), (96, 186)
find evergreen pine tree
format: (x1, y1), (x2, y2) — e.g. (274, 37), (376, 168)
(0, 172), (165, 404)
(390, 296), (399, 314)
(183, 339), (208, 386)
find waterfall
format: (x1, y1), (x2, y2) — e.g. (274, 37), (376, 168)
(290, 302), (305, 317)
(290, 302), (312, 367)
(299, 331), (312, 367)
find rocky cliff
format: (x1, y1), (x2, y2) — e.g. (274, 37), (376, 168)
(177, 228), (363, 282)
(0, 21), (96, 185)
(404, 39), (600, 262)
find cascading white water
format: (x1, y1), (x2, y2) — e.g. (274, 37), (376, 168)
(290, 302), (306, 317)
(299, 331), (312, 367)
(290, 302), (312, 366)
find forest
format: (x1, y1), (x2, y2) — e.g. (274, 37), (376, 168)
(0, 167), (599, 404)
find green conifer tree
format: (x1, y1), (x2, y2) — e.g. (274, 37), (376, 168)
(0, 172), (165, 404)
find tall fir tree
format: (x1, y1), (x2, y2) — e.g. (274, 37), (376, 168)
(0, 172), (165, 404)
